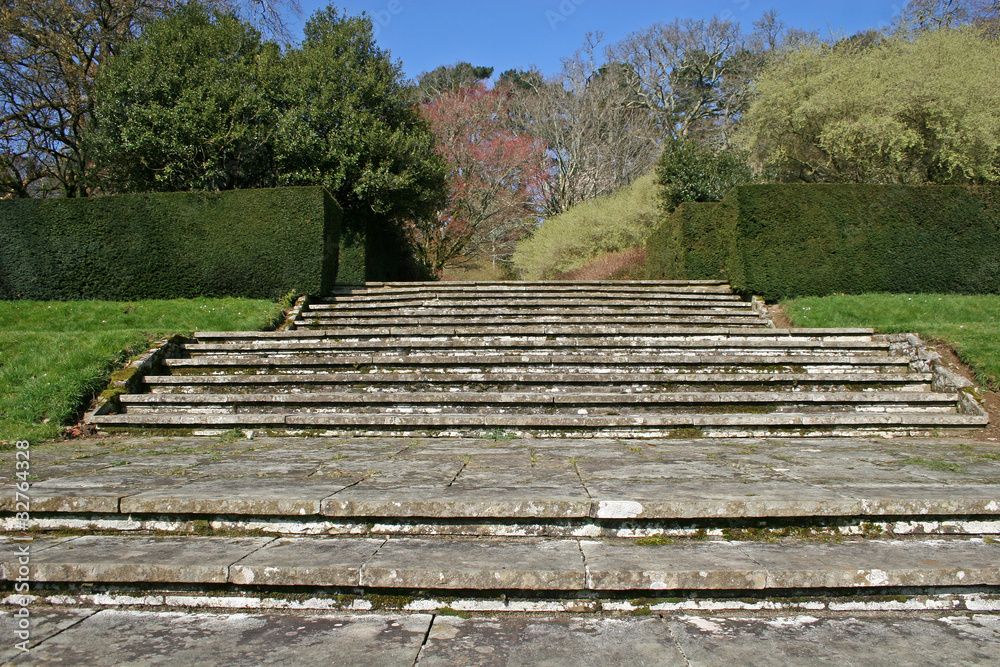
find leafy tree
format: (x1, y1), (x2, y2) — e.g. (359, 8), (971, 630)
(416, 62), (493, 102)
(0, 0), (296, 199)
(89, 3), (280, 192)
(89, 3), (447, 227)
(737, 28), (1000, 184)
(413, 83), (548, 274)
(656, 139), (757, 211)
(274, 4), (446, 224)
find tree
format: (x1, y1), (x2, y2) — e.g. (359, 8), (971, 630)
(504, 35), (661, 216)
(737, 28), (1000, 184)
(415, 62), (493, 102)
(274, 4), (446, 225)
(89, 3), (280, 192)
(0, 0), (165, 198)
(657, 139), (757, 211)
(413, 83), (548, 274)
(0, 0), (297, 199)
(89, 3), (447, 228)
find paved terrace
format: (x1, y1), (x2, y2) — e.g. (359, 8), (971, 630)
(4, 435), (1000, 597)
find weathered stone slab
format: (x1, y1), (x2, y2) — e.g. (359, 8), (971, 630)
(229, 537), (383, 586)
(743, 538), (1000, 589)
(25, 536), (272, 584)
(581, 540), (768, 591)
(419, 615), (687, 666)
(6, 610), (431, 666)
(0, 607), (98, 662)
(120, 478), (361, 516)
(587, 481), (861, 519)
(322, 487), (591, 519)
(10, 474), (184, 513)
(667, 613), (1000, 666)
(848, 486), (1000, 516)
(361, 538), (584, 590)
(0, 537), (78, 580)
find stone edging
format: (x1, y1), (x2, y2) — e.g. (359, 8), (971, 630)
(85, 335), (188, 420)
(881, 333), (988, 417)
(750, 296), (774, 328)
(278, 295), (311, 331)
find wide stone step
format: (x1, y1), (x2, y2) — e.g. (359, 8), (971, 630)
(7, 535), (998, 592)
(295, 316), (768, 328)
(166, 353), (910, 370)
(187, 338), (890, 354)
(302, 306), (759, 318)
(144, 372), (935, 393)
(314, 296), (747, 307)
(88, 411), (987, 433)
(119, 391), (960, 416)
(195, 327), (877, 339)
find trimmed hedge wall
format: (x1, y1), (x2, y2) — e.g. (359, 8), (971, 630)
(645, 202), (722, 281)
(0, 187), (429, 301)
(647, 184), (1000, 300)
(0, 187), (341, 300)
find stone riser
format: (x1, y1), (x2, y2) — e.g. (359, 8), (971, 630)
(6, 535), (999, 593)
(296, 318), (766, 328)
(303, 308), (759, 318)
(122, 405), (958, 416)
(196, 327), (877, 339)
(90, 413), (985, 436)
(187, 338), (891, 353)
(145, 376), (936, 394)
(186, 348), (898, 360)
(167, 366), (910, 378)
(11, 516), (1000, 539)
(312, 298), (747, 308)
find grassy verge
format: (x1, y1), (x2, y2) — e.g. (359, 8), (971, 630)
(782, 294), (1000, 390)
(0, 298), (285, 447)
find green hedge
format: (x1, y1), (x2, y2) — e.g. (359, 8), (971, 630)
(0, 187), (429, 300)
(645, 202), (722, 280)
(647, 184), (1000, 300)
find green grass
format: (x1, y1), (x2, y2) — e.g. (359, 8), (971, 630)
(783, 294), (1000, 390)
(0, 298), (284, 447)
(513, 171), (659, 279)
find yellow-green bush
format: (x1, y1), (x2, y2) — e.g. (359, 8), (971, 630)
(513, 172), (659, 279)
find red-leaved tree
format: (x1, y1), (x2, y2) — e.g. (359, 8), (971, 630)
(412, 83), (549, 275)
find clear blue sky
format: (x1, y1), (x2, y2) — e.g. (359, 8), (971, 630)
(292, 0), (909, 80)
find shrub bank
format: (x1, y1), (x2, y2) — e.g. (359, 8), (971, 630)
(647, 184), (1000, 300)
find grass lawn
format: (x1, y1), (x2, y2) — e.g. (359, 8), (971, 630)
(0, 298), (285, 447)
(782, 294), (1000, 391)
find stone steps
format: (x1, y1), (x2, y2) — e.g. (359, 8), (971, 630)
(195, 326), (877, 338)
(6, 534), (998, 594)
(85, 281), (987, 437)
(10, 433), (999, 608)
(140, 372), (935, 394)
(89, 412), (983, 438)
(164, 353), (912, 374)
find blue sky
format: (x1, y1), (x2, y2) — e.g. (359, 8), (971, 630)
(293, 0), (911, 80)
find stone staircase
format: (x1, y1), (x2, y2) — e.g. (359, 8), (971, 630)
(9, 281), (996, 624)
(88, 280), (986, 437)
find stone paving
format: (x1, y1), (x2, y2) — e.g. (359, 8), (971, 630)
(3, 435), (999, 524)
(3, 607), (1000, 665)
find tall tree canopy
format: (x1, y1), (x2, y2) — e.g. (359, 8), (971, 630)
(89, 4), (280, 192)
(0, 0), (295, 199)
(89, 3), (447, 224)
(737, 27), (1000, 184)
